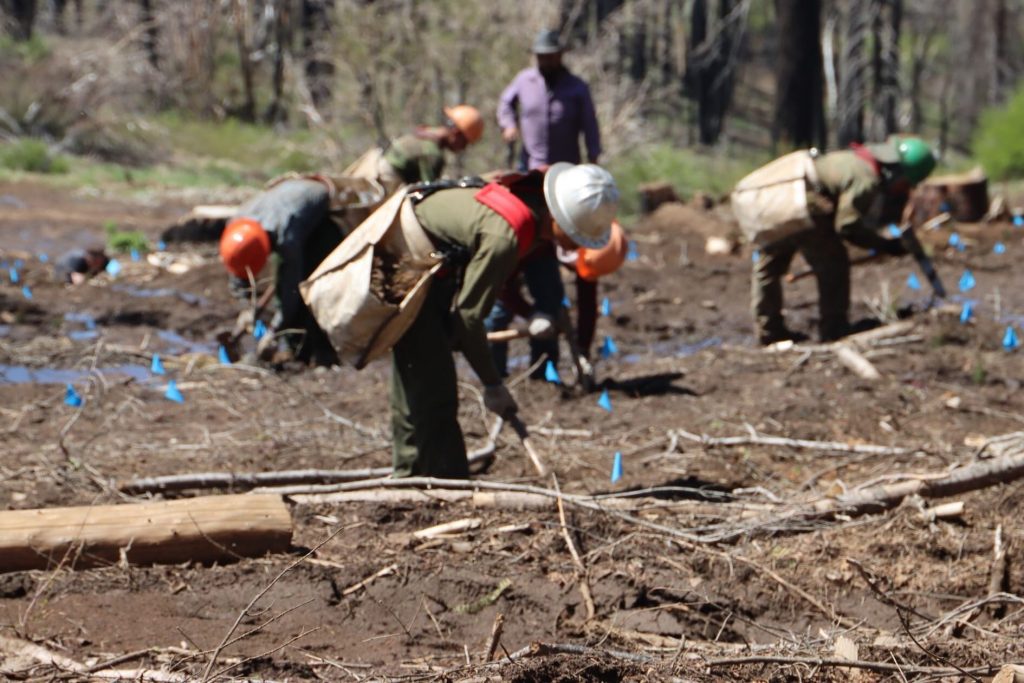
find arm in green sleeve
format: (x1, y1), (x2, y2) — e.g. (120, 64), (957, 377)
(453, 232), (519, 386)
(836, 188), (906, 255)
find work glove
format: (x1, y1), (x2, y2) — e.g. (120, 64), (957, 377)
(483, 383), (519, 419)
(527, 313), (557, 340)
(882, 237), (909, 257)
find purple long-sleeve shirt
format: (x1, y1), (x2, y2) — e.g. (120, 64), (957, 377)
(497, 67), (602, 170)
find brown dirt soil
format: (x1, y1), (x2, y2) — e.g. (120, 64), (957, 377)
(3, 181), (1024, 681)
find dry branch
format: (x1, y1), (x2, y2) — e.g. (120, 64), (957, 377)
(674, 428), (911, 456)
(0, 495), (292, 572)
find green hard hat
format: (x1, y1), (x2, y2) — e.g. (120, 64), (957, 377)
(896, 137), (936, 185)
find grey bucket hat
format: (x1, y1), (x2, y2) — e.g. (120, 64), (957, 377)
(532, 28), (563, 55)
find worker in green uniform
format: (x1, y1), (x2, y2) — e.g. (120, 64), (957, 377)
(391, 163), (619, 478)
(344, 105), (485, 195)
(751, 137), (936, 344)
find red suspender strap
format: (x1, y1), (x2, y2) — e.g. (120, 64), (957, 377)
(849, 142), (881, 175)
(474, 183), (536, 259)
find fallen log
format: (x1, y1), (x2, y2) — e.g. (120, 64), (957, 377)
(0, 494), (292, 572)
(833, 343), (882, 380)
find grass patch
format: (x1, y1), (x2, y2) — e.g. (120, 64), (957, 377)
(973, 85), (1024, 181)
(104, 221), (150, 253)
(0, 139), (69, 174)
(607, 145), (769, 217)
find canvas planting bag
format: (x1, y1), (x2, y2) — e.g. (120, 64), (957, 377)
(731, 151), (819, 246)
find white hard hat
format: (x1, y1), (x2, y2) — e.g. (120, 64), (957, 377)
(543, 163), (619, 249)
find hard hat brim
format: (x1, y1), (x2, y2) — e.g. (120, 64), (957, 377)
(543, 162), (611, 250)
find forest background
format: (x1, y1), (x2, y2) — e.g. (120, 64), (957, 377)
(1, 0), (1023, 216)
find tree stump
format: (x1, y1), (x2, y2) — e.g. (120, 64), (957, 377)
(638, 182), (680, 214)
(910, 167), (989, 223)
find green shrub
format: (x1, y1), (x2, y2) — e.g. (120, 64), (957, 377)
(606, 145), (768, 217)
(973, 85), (1024, 180)
(104, 222), (150, 253)
(0, 138), (69, 174)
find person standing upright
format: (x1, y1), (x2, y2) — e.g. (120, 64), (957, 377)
(492, 28), (602, 376)
(498, 28), (602, 171)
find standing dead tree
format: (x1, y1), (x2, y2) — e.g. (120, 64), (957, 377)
(773, 0), (826, 149)
(687, 0), (748, 145)
(837, 0), (872, 145)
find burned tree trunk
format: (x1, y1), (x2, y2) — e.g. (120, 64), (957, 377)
(138, 0), (159, 68)
(871, 0), (901, 139)
(772, 0), (826, 149)
(837, 0), (871, 145)
(4, 0), (37, 40)
(688, 0), (741, 145)
(232, 0), (257, 121)
(301, 0), (335, 114)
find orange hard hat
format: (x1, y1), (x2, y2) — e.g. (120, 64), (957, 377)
(444, 105), (484, 144)
(220, 217), (271, 278)
(576, 220), (627, 282)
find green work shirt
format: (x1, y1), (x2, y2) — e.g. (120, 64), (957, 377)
(413, 188), (524, 387)
(384, 135), (445, 185)
(813, 150), (884, 237)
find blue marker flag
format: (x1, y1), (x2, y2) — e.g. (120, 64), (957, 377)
(600, 297), (611, 317)
(64, 384), (83, 408)
(157, 240), (167, 250)
(940, 201), (952, 213)
(597, 388), (612, 412)
(960, 302), (973, 324)
(626, 240), (639, 262)
(21, 285), (32, 300)
(544, 360), (561, 384)
(611, 452), (623, 483)
(105, 259), (122, 277)
(14, 259), (23, 269)
(959, 270), (976, 292)
(1004, 326), (1020, 351)
(218, 345), (232, 365)
(994, 242), (1007, 255)
(9, 267), (18, 284)
(600, 335), (618, 359)
(752, 249), (761, 262)
(130, 248), (141, 262)
(38, 253), (48, 263)
(948, 232), (961, 247)
(151, 353), (166, 375)
(253, 319), (267, 340)
(1014, 215), (1024, 227)
(906, 273), (922, 291)
(887, 224), (902, 238)
(562, 295), (571, 308)
(165, 380), (184, 403)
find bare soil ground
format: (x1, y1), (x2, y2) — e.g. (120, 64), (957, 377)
(2, 181), (1024, 681)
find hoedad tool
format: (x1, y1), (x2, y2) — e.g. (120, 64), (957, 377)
(507, 415), (550, 477)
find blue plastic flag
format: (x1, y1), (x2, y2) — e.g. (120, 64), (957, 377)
(21, 285), (32, 299)
(1014, 215), (1024, 227)
(906, 273), (922, 291)
(164, 380), (184, 403)
(600, 335), (618, 359)
(940, 201), (952, 213)
(611, 452), (623, 483)
(9, 267), (18, 284)
(1004, 326), (1020, 351)
(544, 360), (561, 384)
(959, 270), (976, 292)
(14, 259), (23, 269)
(151, 353), (166, 375)
(253, 319), (267, 340)
(38, 253), (48, 263)
(626, 240), (639, 262)
(130, 248), (141, 262)
(752, 249), (761, 262)
(887, 224), (902, 238)
(157, 240), (167, 250)
(994, 242), (1007, 255)
(105, 259), (122, 277)
(600, 297), (611, 317)
(960, 302), (973, 324)
(948, 232), (961, 247)
(597, 388), (612, 412)
(64, 384), (82, 408)
(562, 295), (571, 308)
(218, 345), (232, 365)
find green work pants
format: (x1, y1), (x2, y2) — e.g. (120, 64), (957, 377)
(390, 276), (469, 479)
(752, 223), (850, 343)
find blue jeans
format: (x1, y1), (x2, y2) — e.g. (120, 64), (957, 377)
(485, 249), (565, 376)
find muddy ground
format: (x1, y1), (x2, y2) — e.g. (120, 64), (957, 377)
(2, 180), (1024, 681)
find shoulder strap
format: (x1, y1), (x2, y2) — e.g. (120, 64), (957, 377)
(849, 143), (881, 176)
(474, 183), (536, 259)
